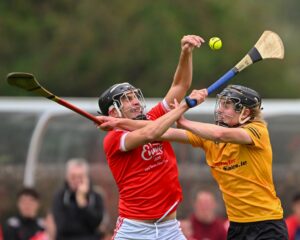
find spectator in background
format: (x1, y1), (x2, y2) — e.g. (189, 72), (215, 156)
(286, 192), (300, 240)
(2, 187), (44, 240)
(51, 158), (105, 240)
(181, 190), (227, 240)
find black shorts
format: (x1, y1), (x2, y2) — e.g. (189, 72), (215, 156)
(227, 219), (288, 240)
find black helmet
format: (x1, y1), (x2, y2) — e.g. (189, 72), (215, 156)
(98, 82), (144, 116)
(217, 85), (261, 112)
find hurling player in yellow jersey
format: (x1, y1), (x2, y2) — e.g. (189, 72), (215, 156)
(163, 85), (288, 240)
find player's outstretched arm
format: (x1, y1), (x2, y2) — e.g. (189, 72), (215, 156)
(159, 128), (190, 143)
(177, 116), (252, 144)
(96, 116), (148, 131)
(164, 35), (205, 107)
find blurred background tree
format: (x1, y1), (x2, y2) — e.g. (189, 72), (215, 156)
(0, 0), (299, 98)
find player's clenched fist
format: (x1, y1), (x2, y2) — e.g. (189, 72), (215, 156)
(188, 89), (208, 105)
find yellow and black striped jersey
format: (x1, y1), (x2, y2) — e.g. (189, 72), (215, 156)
(187, 121), (283, 222)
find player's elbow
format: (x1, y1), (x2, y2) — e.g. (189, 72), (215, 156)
(176, 82), (191, 93)
(211, 129), (228, 142)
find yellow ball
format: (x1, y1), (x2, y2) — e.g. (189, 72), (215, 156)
(209, 37), (222, 50)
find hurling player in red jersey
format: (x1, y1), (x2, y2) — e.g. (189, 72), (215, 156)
(97, 35), (205, 240)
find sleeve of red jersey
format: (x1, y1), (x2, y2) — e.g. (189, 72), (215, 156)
(146, 99), (170, 120)
(104, 130), (128, 155)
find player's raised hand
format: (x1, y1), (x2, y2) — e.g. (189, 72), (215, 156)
(181, 35), (205, 52)
(78, 175), (89, 195)
(76, 175), (89, 207)
(188, 88), (208, 105)
(96, 116), (119, 131)
(169, 99), (188, 129)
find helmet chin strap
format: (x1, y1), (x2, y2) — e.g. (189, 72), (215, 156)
(216, 121), (241, 128)
(238, 107), (251, 125)
(134, 114), (147, 120)
(113, 102), (123, 117)
(216, 121), (229, 127)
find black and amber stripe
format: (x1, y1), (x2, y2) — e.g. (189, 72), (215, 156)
(247, 126), (261, 139)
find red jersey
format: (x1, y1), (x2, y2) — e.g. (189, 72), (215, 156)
(103, 102), (182, 219)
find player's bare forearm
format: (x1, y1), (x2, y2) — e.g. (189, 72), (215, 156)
(96, 116), (148, 131)
(116, 119), (149, 131)
(172, 48), (193, 90)
(179, 119), (252, 144)
(140, 103), (189, 141)
(159, 128), (190, 143)
(164, 35), (205, 106)
(179, 119), (220, 141)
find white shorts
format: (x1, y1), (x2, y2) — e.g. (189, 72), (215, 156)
(113, 217), (186, 240)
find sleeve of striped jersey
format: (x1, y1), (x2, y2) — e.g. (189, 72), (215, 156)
(242, 122), (266, 149)
(186, 130), (205, 148)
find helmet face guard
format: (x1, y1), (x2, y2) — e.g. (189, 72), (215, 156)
(214, 85), (262, 126)
(113, 88), (146, 119)
(98, 83), (146, 118)
(214, 97), (236, 127)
